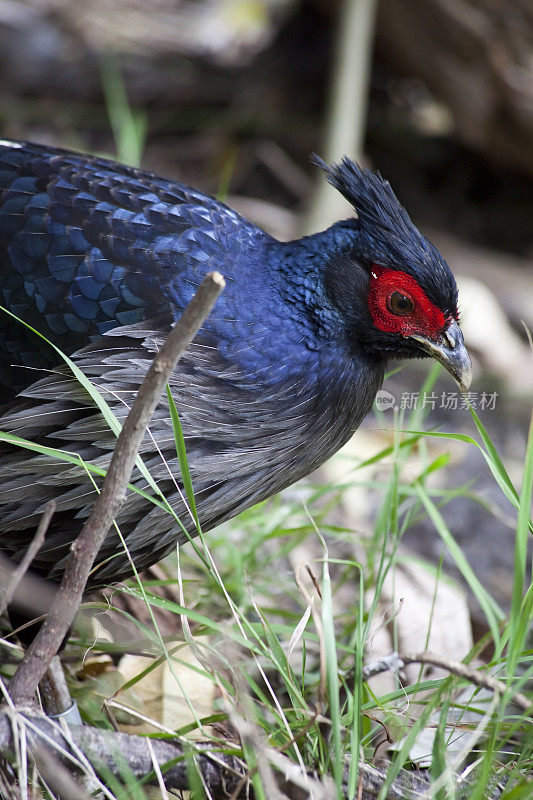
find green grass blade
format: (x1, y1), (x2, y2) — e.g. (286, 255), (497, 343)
(100, 53), (148, 167)
(507, 413), (533, 680)
(0, 429), (171, 511)
(347, 566), (364, 800)
(415, 482), (504, 645)
(469, 404), (521, 504)
(0, 305), (177, 511)
(166, 385), (200, 530)
(405, 427), (531, 528)
(431, 699), (452, 800)
(321, 554), (343, 798)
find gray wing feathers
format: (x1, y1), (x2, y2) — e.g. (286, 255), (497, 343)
(0, 321), (344, 584)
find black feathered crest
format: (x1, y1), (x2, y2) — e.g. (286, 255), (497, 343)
(313, 155), (415, 236)
(312, 155), (459, 318)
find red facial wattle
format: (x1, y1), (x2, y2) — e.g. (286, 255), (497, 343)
(367, 265), (449, 339)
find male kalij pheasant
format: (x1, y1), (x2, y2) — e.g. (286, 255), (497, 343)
(0, 140), (471, 587)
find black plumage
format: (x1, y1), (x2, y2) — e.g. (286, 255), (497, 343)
(0, 140), (471, 589)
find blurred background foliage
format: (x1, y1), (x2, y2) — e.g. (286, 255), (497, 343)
(1, 0), (532, 251)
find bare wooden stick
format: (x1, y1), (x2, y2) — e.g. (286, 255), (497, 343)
(0, 500), (56, 616)
(8, 272), (225, 705)
(39, 656), (74, 716)
(400, 652), (532, 713)
(360, 651), (531, 713)
(0, 711), (244, 797)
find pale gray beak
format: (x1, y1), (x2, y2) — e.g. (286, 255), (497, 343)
(412, 319), (473, 392)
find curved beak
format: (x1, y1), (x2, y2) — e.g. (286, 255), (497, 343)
(411, 319), (472, 392)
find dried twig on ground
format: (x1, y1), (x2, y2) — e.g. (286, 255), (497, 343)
(361, 651), (531, 714)
(0, 705), (508, 799)
(400, 652), (531, 713)
(38, 656), (75, 717)
(0, 710), (245, 797)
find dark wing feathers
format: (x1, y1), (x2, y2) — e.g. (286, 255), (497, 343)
(0, 318), (376, 586)
(0, 140), (254, 398)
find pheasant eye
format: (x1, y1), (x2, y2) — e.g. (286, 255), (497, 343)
(387, 291), (414, 316)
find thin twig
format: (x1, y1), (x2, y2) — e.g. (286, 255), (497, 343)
(360, 651), (531, 714)
(39, 656), (74, 716)
(0, 500), (56, 616)
(361, 652), (404, 681)
(400, 652), (532, 714)
(8, 272), (225, 705)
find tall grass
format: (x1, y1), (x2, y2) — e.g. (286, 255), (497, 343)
(0, 318), (530, 797)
